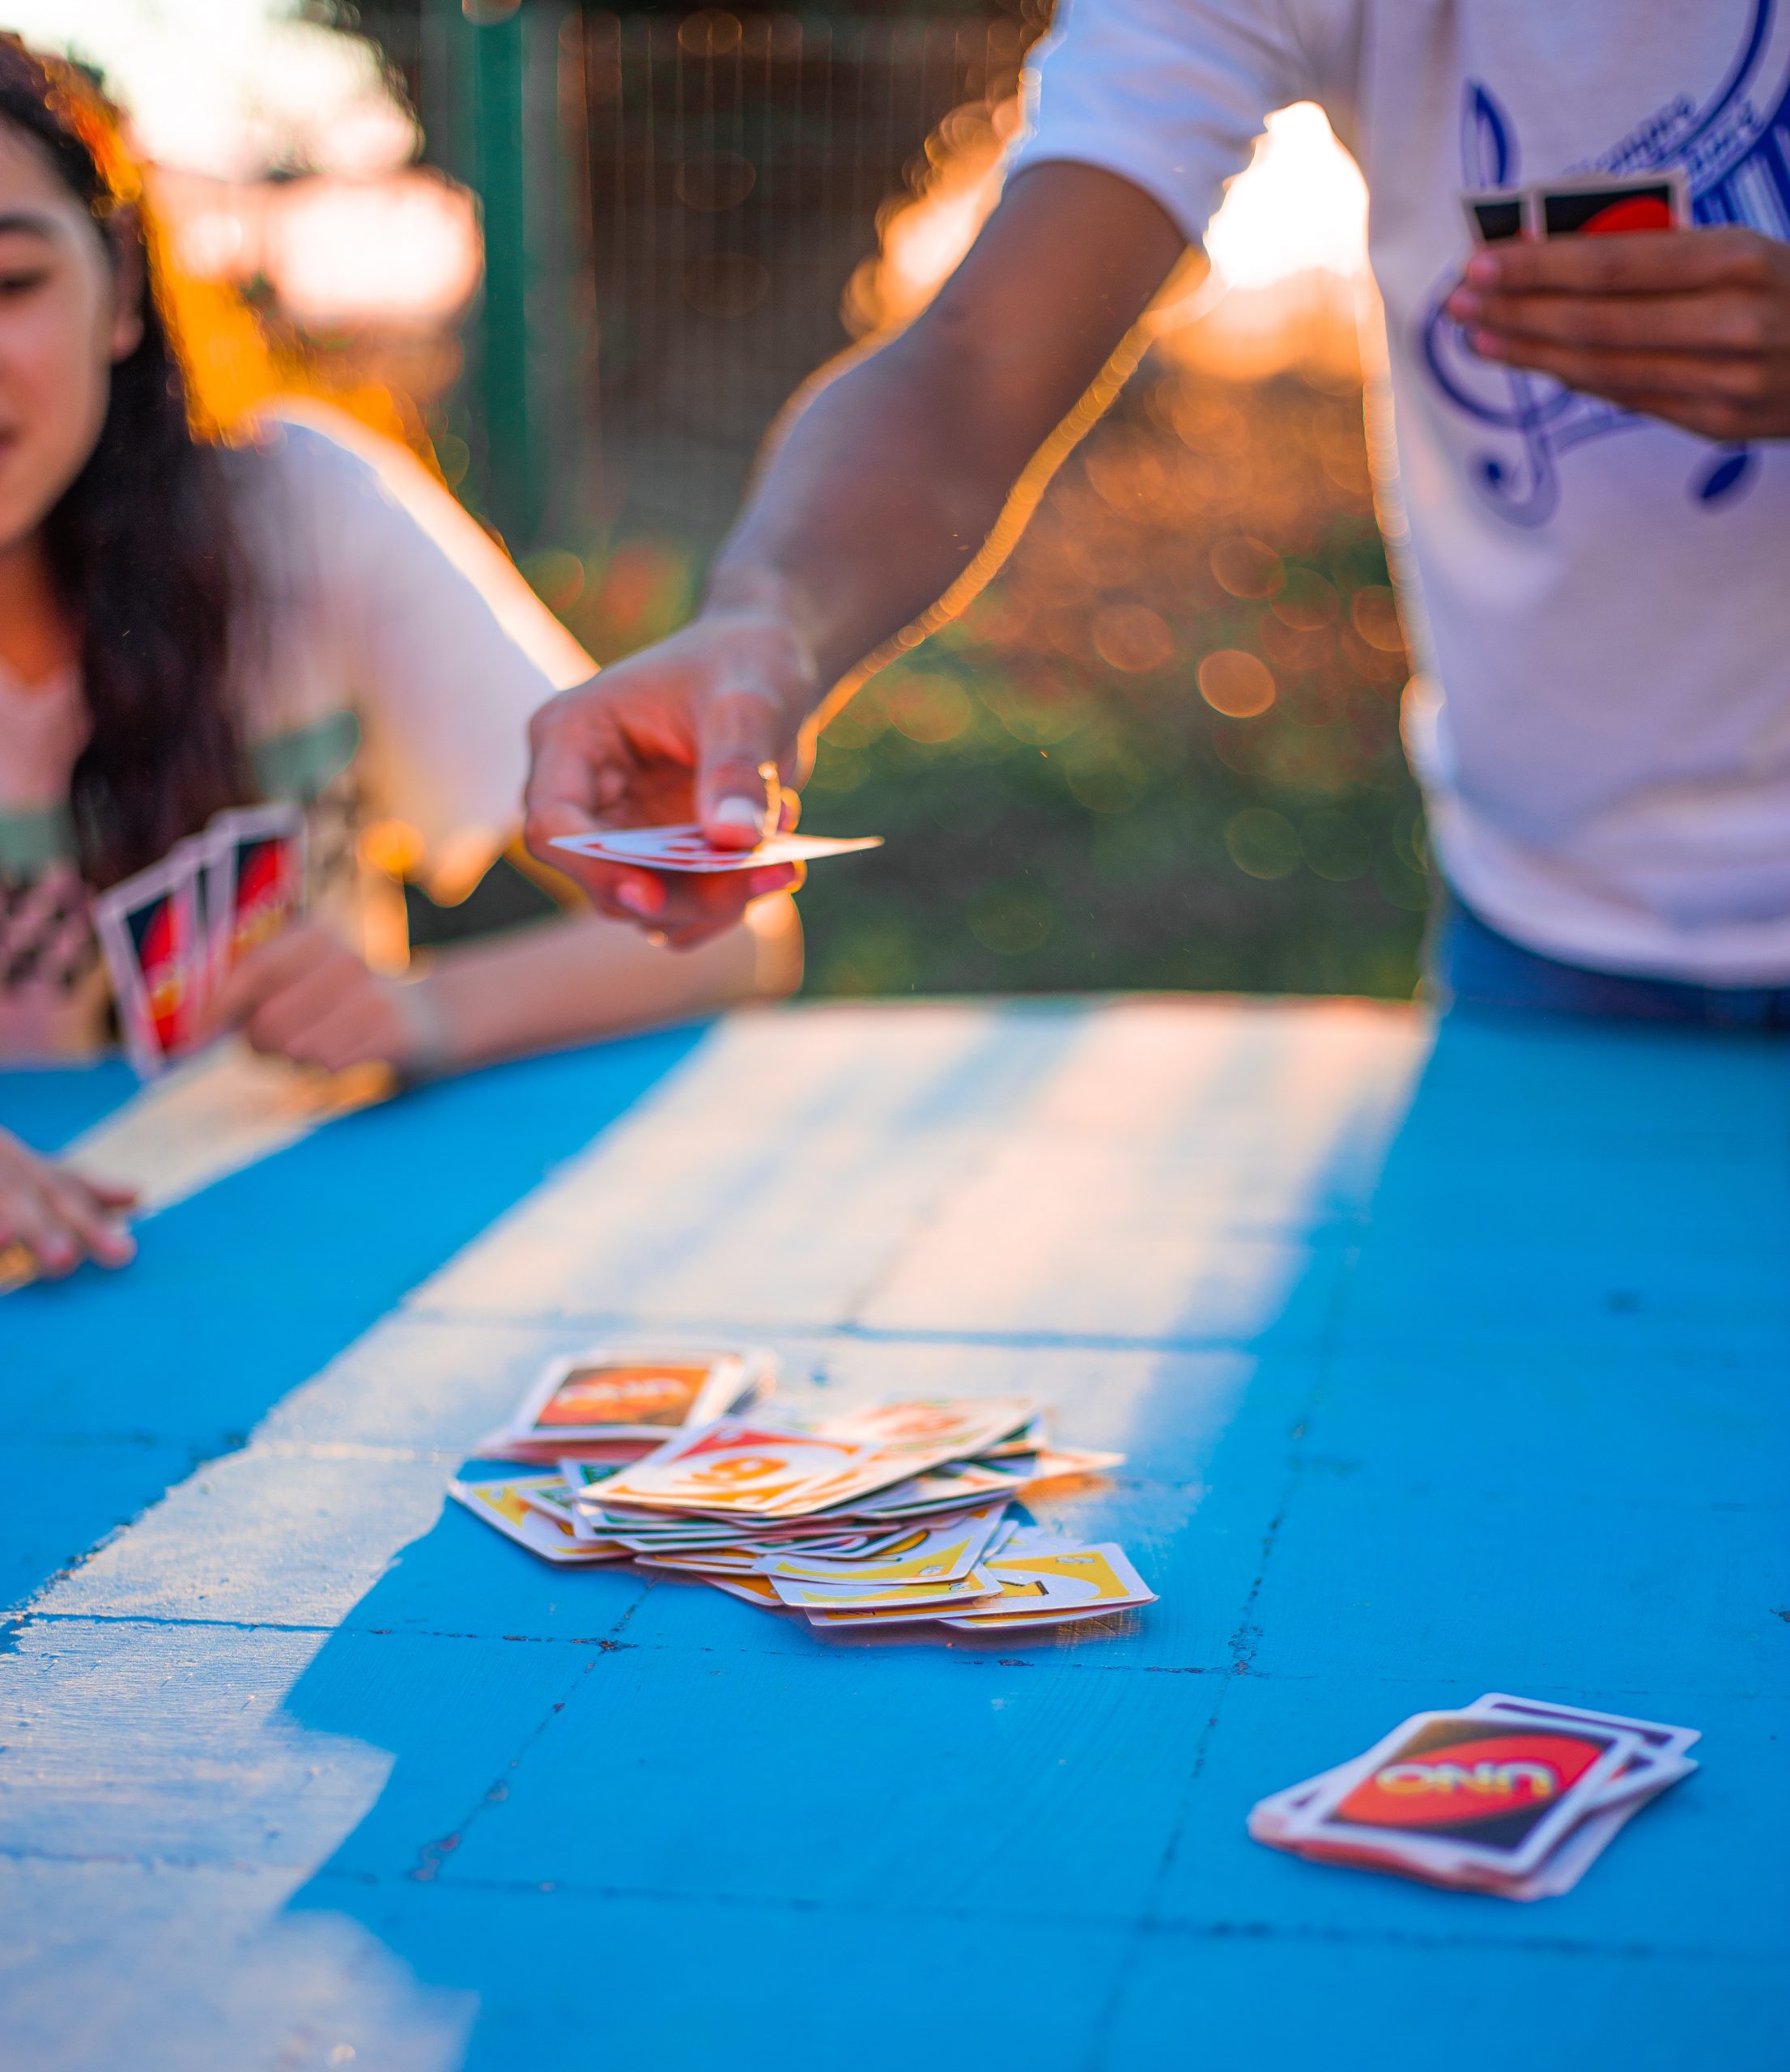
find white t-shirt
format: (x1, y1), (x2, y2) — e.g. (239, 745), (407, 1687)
(1014, 0), (1790, 983)
(0, 405), (592, 1057)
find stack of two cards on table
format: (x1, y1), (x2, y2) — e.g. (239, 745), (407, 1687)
(1251, 1693), (1699, 1900)
(453, 1344), (1156, 1636)
(92, 801), (305, 1076)
(1464, 166), (1689, 244)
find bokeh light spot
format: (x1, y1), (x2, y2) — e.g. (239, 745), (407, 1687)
(1226, 808), (1300, 880)
(1091, 602), (1175, 673)
(1199, 649), (1278, 717)
(1350, 585), (1405, 652)
(887, 676), (972, 744)
(1210, 534), (1285, 599)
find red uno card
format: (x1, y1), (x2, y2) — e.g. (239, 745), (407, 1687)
(1281, 1708), (1642, 1879)
(501, 1344), (773, 1448)
(1537, 169), (1688, 237)
(206, 801), (305, 983)
(92, 847), (206, 1076)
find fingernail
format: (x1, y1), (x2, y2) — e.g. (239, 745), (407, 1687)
(614, 875), (665, 919)
(746, 866), (797, 898)
(710, 797), (766, 838)
(1465, 252), (1500, 285)
(1448, 288), (1482, 320)
(1471, 329), (1505, 358)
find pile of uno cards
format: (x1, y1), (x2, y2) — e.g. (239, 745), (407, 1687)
(549, 823), (881, 875)
(1464, 166), (1689, 244)
(1251, 1693), (1698, 1900)
(93, 802), (304, 1076)
(453, 1346), (1155, 1637)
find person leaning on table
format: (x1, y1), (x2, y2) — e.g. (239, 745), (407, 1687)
(0, 37), (801, 1280)
(525, 0), (1790, 1025)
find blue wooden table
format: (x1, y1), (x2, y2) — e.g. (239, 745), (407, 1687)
(2, 999), (1784, 2072)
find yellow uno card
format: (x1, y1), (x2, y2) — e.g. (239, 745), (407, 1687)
(942, 1536), (1156, 1628)
(757, 1503), (1006, 1586)
(449, 1477), (631, 1565)
(777, 1566), (1001, 1615)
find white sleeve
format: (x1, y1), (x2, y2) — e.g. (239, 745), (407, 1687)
(256, 405), (595, 899)
(1009, 0), (1316, 248)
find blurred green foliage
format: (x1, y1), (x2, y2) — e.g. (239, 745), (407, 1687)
(525, 353), (1431, 1000)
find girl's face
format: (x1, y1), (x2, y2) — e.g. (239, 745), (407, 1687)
(0, 121), (141, 555)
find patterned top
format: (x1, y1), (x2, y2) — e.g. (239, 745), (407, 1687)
(0, 405), (593, 1059)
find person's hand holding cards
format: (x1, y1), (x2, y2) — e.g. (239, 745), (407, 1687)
(1452, 170), (1790, 440)
(202, 921), (429, 1077)
(523, 608), (831, 948)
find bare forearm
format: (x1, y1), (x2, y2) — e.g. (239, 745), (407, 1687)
(521, 163), (1187, 928)
(708, 338), (1030, 694)
(412, 901), (799, 1072)
(706, 163), (1188, 703)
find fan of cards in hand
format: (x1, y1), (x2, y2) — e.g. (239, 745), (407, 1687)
(547, 824), (882, 874)
(1251, 1695), (1699, 1900)
(453, 1345), (1154, 1636)
(91, 800), (306, 1077)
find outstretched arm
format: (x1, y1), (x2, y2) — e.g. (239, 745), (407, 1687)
(525, 161), (1188, 943)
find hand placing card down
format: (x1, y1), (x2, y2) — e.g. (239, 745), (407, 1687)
(547, 824), (881, 874)
(452, 1356), (1154, 1641)
(1250, 1694), (1699, 1899)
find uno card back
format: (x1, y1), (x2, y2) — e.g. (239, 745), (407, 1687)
(93, 849), (206, 1075)
(1282, 1709), (1641, 1877)
(208, 802), (305, 979)
(1462, 189), (1526, 244)
(1537, 169), (1688, 237)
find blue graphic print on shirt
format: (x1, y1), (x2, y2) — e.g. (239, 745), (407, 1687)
(1418, 0), (1790, 524)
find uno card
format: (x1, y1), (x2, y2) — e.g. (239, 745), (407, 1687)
(702, 1573), (791, 1610)
(502, 1344), (773, 1448)
(941, 1534), (1157, 1629)
(972, 1446), (1127, 1492)
(838, 1464), (1021, 1518)
(818, 1396), (1035, 1462)
(515, 1478), (625, 1546)
(1279, 1708), (1643, 1880)
(1461, 188), (1527, 245)
(757, 1504), (1007, 1586)
(93, 847), (206, 1075)
(1470, 1693), (1699, 1811)
(793, 1568), (1002, 1619)
(549, 823), (882, 875)
(449, 1476), (631, 1565)
(206, 801), (305, 980)
(595, 1417), (883, 1518)
(1536, 168), (1688, 237)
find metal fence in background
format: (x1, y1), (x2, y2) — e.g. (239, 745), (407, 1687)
(566, 11), (1035, 540)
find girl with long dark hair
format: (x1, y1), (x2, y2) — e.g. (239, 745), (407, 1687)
(0, 38), (798, 1276)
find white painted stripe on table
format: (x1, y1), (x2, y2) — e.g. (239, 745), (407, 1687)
(59, 1038), (385, 1215)
(413, 998), (1427, 1342)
